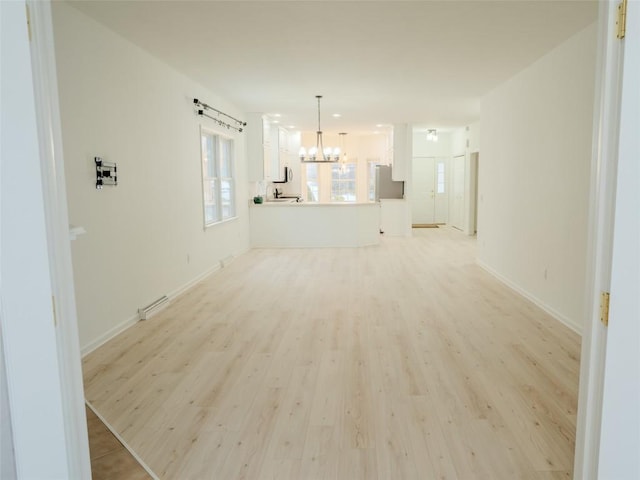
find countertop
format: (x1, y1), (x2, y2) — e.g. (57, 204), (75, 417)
(250, 200), (378, 207)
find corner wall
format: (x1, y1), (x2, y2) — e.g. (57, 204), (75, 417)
(52, 3), (250, 351)
(478, 23), (597, 333)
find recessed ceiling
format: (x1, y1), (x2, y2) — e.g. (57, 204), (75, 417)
(66, 0), (598, 134)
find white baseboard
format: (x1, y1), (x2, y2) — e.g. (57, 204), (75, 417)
(167, 247), (248, 300)
(81, 312), (139, 357)
(81, 248), (249, 358)
(476, 259), (582, 335)
(167, 262), (221, 301)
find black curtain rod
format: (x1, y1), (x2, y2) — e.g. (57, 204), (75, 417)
(197, 110), (244, 133)
(193, 98), (246, 127)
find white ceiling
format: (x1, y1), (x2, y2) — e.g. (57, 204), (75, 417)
(66, 0), (598, 134)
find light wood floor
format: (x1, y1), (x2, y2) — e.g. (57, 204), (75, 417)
(83, 227), (581, 479)
(86, 406), (151, 479)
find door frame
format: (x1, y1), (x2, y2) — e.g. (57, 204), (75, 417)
(573, 1), (626, 478)
(5, 0), (629, 478)
(468, 152), (479, 235)
(596, 0), (639, 476)
(28, 1), (91, 476)
(1, 1), (91, 477)
(449, 154), (465, 231)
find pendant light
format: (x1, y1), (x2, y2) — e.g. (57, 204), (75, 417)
(299, 95), (340, 162)
(338, 132), (348, 173)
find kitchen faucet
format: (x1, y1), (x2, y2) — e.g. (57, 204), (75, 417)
(274, 188), (282, 199)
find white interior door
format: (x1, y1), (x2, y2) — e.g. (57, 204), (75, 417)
(450, 155), (465, 230)
(411, 157), (436, 224)
(412, 157), (449, 225)
(598, 1), (640, 477)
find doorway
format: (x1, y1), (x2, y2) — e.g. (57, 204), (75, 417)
(411, 157), (448, 226)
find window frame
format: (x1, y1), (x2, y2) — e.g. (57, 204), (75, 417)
(330, 162), (358, 202)
(302, 162), (320, 202)
(200, 126), (236, 228)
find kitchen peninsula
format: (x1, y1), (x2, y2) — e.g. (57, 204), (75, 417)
(249, 202), (379, 248)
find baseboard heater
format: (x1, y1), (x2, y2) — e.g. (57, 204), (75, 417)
(138, 295), (169, 321)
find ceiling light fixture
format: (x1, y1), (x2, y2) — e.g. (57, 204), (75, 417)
(427, 129), (438, 142)
(299, 95), (340, 163)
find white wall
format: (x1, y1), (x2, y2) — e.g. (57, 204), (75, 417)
(468, 121), (480, 152)
(413, 130), (452, 157)
(450, 125), (480, 235)
(478, 23), (597, 333)
(52, 3), (250, 351)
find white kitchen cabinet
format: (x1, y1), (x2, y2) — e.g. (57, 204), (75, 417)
(272, 126), (287, 181)
(271, 126), (294, 182)
(263, 118), (273, 180)
(247, 116), (298, 182)
(380, 199), (410, 236)
(247, 113), (274, 181)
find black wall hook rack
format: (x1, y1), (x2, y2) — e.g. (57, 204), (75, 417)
(193, 98), (246, 133)
(95, 157), (117, 189)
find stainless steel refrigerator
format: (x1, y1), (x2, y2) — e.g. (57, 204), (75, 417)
(375, 165), (404, 200)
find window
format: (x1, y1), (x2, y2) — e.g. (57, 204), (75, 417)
(436, 161), (446, 194)
(331, 163), (357, 202)
(201, 129), (235, 226)
(304, 163), (319, 202)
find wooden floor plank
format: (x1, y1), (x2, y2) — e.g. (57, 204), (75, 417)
(83, 227), (581, 479)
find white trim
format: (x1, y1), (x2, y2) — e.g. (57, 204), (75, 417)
(86, 401), (160, 480)
(203, 214), (238, 231)
(80, 251), (250, 357)
(597, 0), (640, 475)
(1, 1), (84, 476)
(28, 0), (92, 470)
(477, 260), (581, 335)
(574, 2), (624, 478)
(82, 263), (220, 356)
(166, 260), (223, 300)
(81, 313), (140, 357)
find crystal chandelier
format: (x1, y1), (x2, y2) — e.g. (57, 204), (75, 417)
(299, 95), (340, 162)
